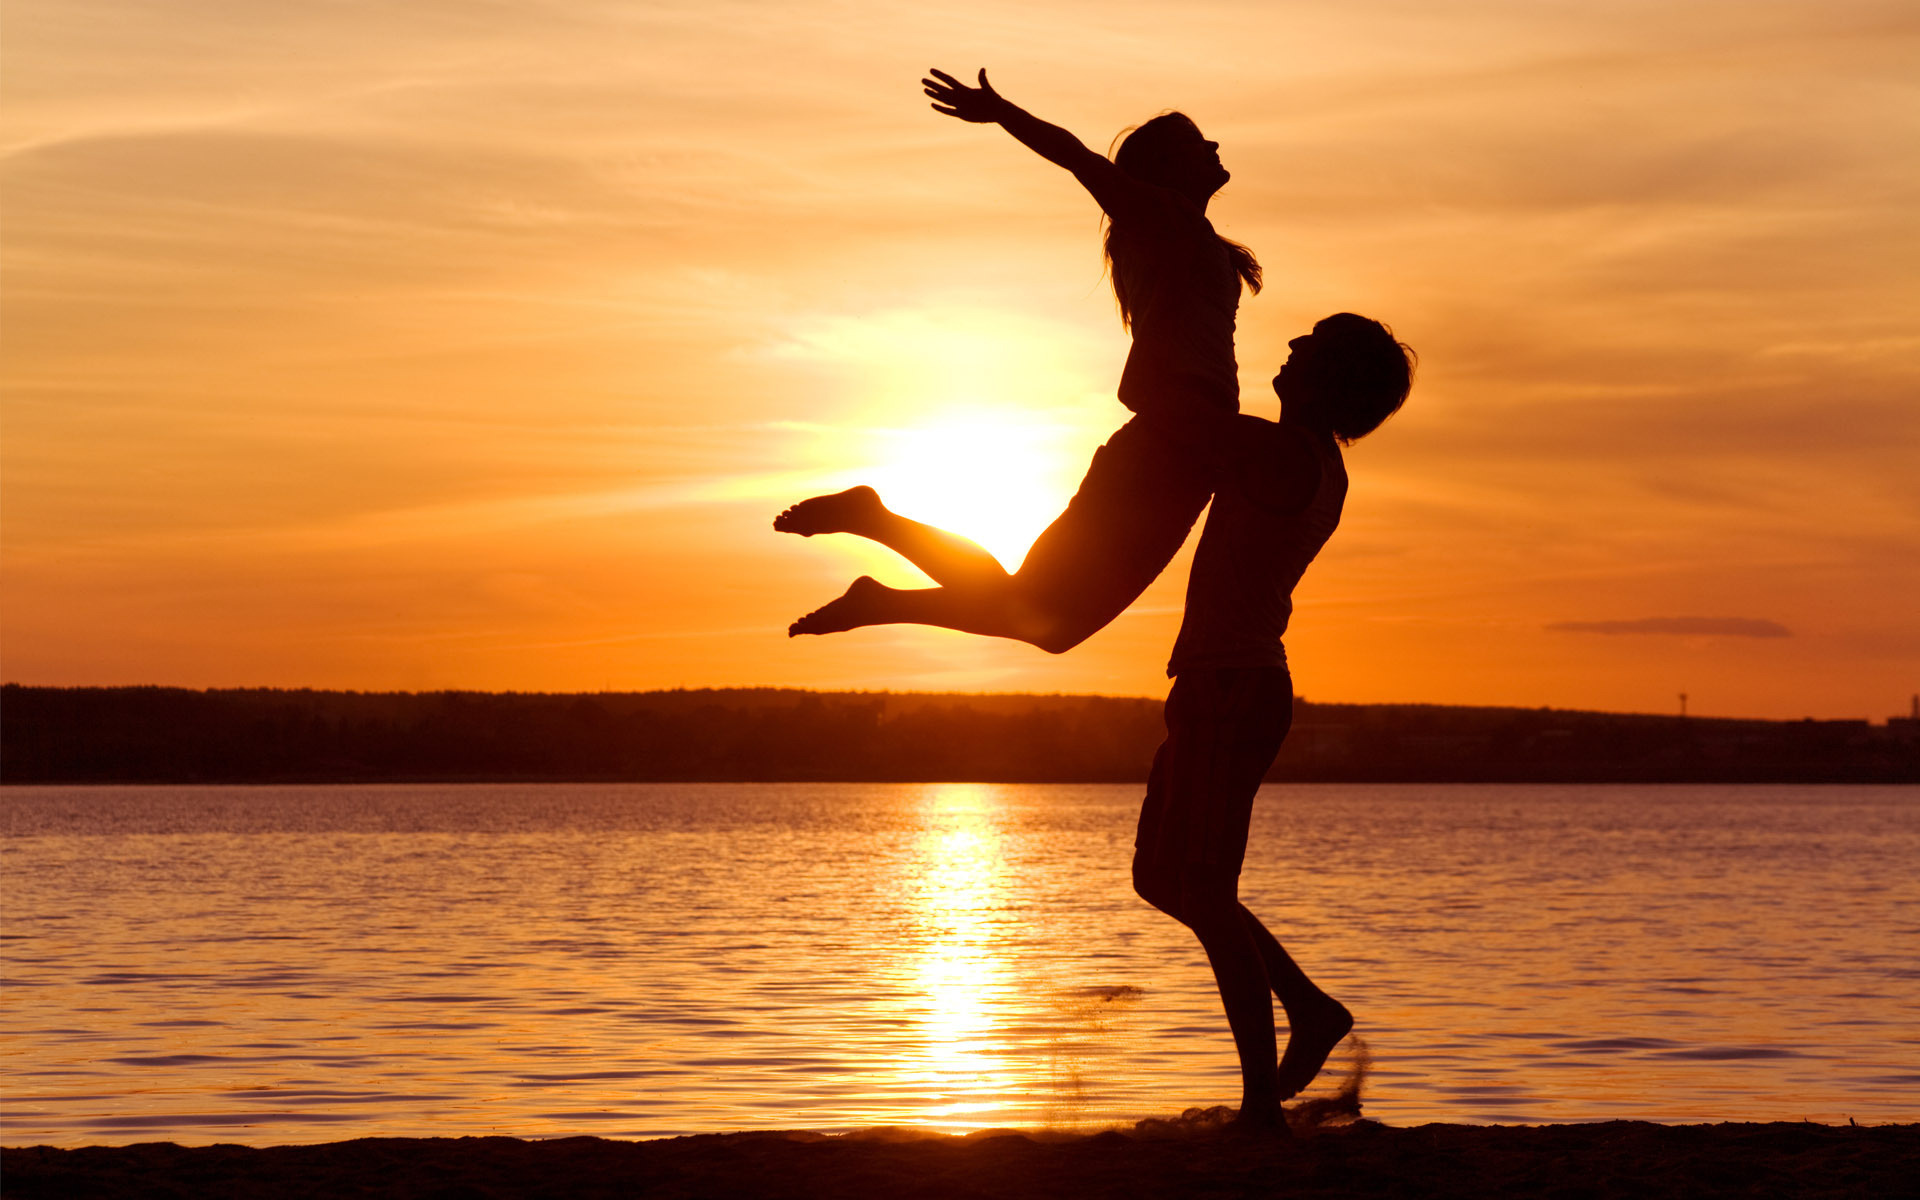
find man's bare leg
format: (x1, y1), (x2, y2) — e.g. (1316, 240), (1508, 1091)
(1241, 906), (1353, 1099)
(774, 486), (1009, 589)
(1184, 894), (1287, 1135)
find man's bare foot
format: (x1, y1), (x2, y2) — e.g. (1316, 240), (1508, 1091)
(789, 576), (889, 637)
(1277, 997), (1353, 1100)
(773, 485), (884, 537)
(1227, 1099), (1292, 1139)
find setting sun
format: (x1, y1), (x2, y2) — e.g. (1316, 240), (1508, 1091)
(865, 411), (1087, 570)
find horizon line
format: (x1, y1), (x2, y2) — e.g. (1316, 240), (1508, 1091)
(4, 681), (1912, 726)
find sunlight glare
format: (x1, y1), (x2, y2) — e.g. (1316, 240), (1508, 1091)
(865, 413), (1077, 569)
(771, 305), (1109, 570)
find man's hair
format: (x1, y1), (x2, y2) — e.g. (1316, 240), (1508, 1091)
(1307, 313), (1415, 443)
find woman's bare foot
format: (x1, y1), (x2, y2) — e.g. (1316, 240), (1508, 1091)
(789, 576), (889, 637)
(773, 485), (885, 537)
(1276, 997), (1353, 1100)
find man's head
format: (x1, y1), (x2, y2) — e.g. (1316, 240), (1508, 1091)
(1275, 313), (1414, 442)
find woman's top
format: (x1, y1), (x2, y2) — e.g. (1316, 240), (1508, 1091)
(1109, 192), (1243, 419)
(1167, 419), (1347, 676)
(1004, 164), (1250, 642)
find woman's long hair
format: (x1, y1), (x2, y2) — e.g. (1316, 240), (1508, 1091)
(1102, 112), (1261, 328)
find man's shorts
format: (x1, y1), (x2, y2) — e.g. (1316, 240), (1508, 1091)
(1133, 665), (1293, 883)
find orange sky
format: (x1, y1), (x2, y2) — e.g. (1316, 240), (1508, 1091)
(4, 1), (1916, 719)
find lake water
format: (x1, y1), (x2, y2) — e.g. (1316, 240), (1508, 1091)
(2, 783), (1916, 1145)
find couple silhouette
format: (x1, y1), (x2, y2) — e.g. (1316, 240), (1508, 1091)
(777, 68), (1413, 1136)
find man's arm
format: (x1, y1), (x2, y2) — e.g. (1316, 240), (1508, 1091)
(923, 68), (1158, 221)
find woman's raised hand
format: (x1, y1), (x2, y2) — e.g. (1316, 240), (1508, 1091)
(923, 68), (1009, 123)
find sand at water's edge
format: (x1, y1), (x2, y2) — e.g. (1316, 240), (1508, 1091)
(5, 1120), (1917, 1199)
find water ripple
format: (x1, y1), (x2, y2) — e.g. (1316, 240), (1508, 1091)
(4, 782), (1917, 1144)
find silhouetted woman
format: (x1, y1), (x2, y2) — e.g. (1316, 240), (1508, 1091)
(776, 69), (1260, 651)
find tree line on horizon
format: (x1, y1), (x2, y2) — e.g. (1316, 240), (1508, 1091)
(3, 684), (1913, 785)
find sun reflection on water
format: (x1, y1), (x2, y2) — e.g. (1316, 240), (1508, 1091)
(899, 784), (1015, 1129)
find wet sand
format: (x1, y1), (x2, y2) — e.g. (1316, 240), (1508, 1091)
(7, 1118), (1915, 1199)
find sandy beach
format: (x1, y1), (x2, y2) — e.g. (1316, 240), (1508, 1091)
(8, 1117), (1915, 1199)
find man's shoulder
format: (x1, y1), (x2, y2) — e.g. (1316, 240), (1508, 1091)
(1220, 417), (1321, 514)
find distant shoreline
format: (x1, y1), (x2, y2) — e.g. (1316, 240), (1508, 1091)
(4, 684), (1916, 785)
(6, 1121), (1917, 1199)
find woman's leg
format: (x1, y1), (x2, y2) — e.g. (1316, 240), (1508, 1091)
(775, 483), (1074, 646)
(787, 574), (1078, 649)
(781, 418), (1213, 652)
(774, 486), (1009, 590)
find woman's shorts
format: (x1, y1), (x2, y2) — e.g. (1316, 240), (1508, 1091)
(1015, 415), (1214, 637)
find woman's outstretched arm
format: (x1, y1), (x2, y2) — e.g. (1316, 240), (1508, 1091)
(923, 68), (1152, 220)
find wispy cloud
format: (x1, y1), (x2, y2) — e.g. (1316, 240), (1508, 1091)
(1547, 617), (1792, 638)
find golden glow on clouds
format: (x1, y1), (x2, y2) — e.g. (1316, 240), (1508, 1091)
(3, 0), (1916, 716)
